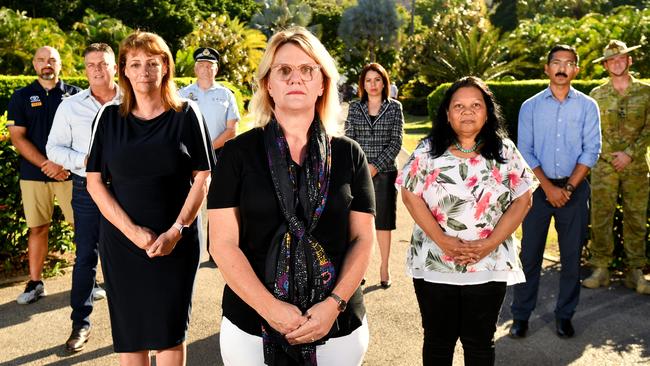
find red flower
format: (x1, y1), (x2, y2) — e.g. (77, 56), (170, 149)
(424, 168), (441, 190)
(409, 157), (420, 177)
(395, 172), (404, 186)
(442, 255), (454, 262)
(491, 166), (501, 182)
(465, 175), (478, 188)
(431, 206), (446, 223)
(479, 228), (493, 239)
(469, 156), (481, 166)
(508, 172), (521, 189)
(474, 192), (492, 220)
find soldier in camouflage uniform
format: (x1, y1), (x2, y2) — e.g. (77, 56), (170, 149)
(584, 40), (650, 295)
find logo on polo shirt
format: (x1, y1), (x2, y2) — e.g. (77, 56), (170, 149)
(29, 95), (42, 107)
(188, 92), (198, 101)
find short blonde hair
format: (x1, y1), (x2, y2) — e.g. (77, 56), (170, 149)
(118, 31), (182, 117)
(249, 27), (341, 135)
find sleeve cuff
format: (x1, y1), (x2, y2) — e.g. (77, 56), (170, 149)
(74, 153), (87, 170)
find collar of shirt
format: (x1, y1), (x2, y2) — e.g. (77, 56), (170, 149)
(542, 85), (579, 102)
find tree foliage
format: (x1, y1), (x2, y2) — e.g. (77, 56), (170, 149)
(178, 14), (267, 90)
(508, 5), (650, 79)
(421, 25), (526, 82)
(195, 0), (261, 21)
(250, 0), (312, 38)
(305, 0), (346, 59)
(338, 0), (403, 77)
(72, 9), (133, 58)
(0, 8), (80, 76)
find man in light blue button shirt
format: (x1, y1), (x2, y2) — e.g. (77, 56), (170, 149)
(179, 47), (241, 263)
(46, 43), (121, 352)
(179, 47), (240, 154)
(510, 45), (601, 340)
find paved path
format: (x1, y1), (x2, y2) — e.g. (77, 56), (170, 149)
(1, 150), (649, 365)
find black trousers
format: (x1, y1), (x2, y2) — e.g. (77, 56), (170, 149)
(413, 279), (507, 366)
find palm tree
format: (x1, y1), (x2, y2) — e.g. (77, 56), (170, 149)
(422, 25), (527, 82)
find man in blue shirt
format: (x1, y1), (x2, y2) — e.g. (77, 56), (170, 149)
(510, 45), (602, 339)
(179, 47), (240, 262)
(179, 47), (240, 154)
(46, 43), (121, 352)
(7, 46), (81, 305)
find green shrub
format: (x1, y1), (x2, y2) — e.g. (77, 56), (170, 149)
(427, 79), (650, 267)
(0, 112), (74, 273)
(0, 76), (89, 114)
(426, 79), (618, 141)
(1, 76), (245, 115)
(399, 79), (432, 116)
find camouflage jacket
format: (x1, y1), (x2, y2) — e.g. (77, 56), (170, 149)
(589, 77), (650, 165)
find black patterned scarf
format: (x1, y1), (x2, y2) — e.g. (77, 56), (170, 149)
(262, 117), (336, 365)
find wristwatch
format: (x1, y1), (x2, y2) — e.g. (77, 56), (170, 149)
(329, 292), (347, 312)
(564, 183), (575, 194)
(172, 222), (189, 236)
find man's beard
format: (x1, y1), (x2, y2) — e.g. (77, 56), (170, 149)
(39, 69), (56, 80)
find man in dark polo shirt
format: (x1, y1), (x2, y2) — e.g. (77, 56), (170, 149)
(7, 46), (81, 304)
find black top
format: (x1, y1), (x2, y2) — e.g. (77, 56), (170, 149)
(85, 101), (214, 352)
(7, 80), (81, 181)
(207, 127), (375, 337)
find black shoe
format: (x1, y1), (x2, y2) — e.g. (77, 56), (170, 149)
(555, 318), (574, 338)
(65, 326), (91, 352)
(509, 319), (528, 338)
(360, 278), (366, 286)
(380, 280), (392, 289)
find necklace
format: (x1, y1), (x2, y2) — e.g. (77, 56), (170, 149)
(454, 139), (481, 153)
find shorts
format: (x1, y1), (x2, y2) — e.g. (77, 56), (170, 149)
(19, 180), (74, 228)
(372, 171), (397, 230)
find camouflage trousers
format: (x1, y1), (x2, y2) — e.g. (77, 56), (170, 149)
(589, 159), (649, 268)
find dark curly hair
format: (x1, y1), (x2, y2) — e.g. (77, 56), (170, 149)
(426, 76), (508, 163)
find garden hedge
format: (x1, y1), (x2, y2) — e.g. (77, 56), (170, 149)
(0, 75), (244, 271)
(427, 79), (650, 265)
(0, 75), (245, 115)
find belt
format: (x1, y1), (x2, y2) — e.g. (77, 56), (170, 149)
(548, 177), (569, 187)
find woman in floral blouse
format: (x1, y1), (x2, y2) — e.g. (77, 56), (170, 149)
(397, 76), (538, 365)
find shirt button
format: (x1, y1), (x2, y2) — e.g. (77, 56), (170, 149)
(557, 134), (561, 137)
(556, 163), (560, 166)
(556, 148), (560, 151)
(558, 119), (562, 122)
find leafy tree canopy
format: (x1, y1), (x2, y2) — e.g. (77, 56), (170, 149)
(251, 0), (312, 38)
(338, 0), (403, 77)
(178, 13), (267, 91)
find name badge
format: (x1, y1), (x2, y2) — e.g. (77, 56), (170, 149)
(31, 102), (42, 107)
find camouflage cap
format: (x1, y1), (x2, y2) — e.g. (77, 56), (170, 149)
(592, 40), (641, 63)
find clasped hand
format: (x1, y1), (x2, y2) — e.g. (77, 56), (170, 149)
(130, 225), (180, 258)
(264, 298), (339, 346)
(437, 235), (496, 266)
(40, 160), (69, 181)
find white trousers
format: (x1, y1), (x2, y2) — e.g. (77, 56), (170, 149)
(220, 316), (369, 366)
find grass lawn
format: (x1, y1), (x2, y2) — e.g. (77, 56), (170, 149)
(403, 113), (430, 152)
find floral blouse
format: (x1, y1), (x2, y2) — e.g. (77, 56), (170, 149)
(396, 138), (539, 285)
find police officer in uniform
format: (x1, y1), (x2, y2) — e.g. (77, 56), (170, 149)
(584, 40), (650, 295)
(179, 47), (240, 262)
(179, 47), (240, 154)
